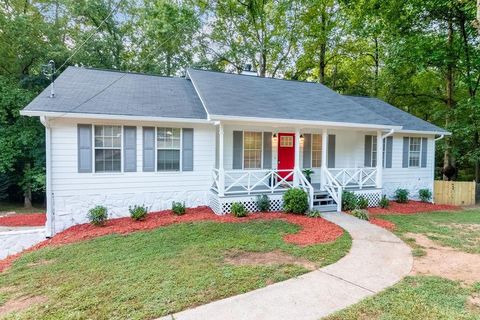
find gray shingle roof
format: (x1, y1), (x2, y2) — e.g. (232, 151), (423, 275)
(187, 68), (397, 127)
(23, 67), (207, 119)
(345, 96), (448, 133)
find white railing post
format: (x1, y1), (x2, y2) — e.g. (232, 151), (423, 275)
(321, 128), (328, 190)
(293, 128), (301, 187)
(218, 123), (225, 196)
(337, 186), (343, 212)
(376, 130), (383, 189)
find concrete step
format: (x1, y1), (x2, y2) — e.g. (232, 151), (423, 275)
(312, 204), (338, 212)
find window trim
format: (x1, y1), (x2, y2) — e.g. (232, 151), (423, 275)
(155, 127), (183, 173)
(242, 130), (264, 170)
(408, 136), (422, 168)
(311, 133), (322, 168)
(92, 124), (123, 174)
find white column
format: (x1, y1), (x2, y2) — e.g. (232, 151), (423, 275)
(218, 123), (225, 196)
(293, 127), (301, 187)
(321, 128), (328, 190)
(40, 117), (54, 237)
(376, 130), (383, 188)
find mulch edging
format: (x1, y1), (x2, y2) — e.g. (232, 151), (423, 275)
(0, 207), (343, 273)
(369, 217), (396, 231)
(0, 213), (46, 227)
(368, 201), (460, 215)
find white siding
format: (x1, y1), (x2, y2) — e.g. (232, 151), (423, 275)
(49, 118), (216, 232)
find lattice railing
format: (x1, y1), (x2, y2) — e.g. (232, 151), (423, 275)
(327, 168), (377, 189)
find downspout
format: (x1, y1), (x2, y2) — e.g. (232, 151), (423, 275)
(40, 116), (54, 237)
(382, 128), (395, 139)
(435, 134), (445, 141)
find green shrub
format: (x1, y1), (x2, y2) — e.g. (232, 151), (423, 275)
(283, 188), (309, 214)
(129, 204), (148, 221)
(357, 196), (369, 209)
(342, 191), (357, 211)
(172, 202), (186, 215)
(419, 189), (432, 202)
(256, 194), (270, 212)
(87, 205), (108, 226)
(394, 188), (409, 203)
(307, 210), (321, 218)
(379, 195), (390, 208)
(351, 209), (369, 221)
(231, 202), (248, 217)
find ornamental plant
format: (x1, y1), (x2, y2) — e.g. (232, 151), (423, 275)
(283, 188), (309, 214)
(419, 189), (432, 202)
(231, 202), (248, 217)
(172, 202), (186, 215)
(342, 191), (357, 211)
(357, 196), (369, 209)
(351, 209), (369, 221)
(256, 194), (270, 212)
(379, 195), (390, 209)
(87, 205), (108, 226)
(129, 204), (148, 221)
(307, 210), (321, 218)
(394, 188), (409, 203)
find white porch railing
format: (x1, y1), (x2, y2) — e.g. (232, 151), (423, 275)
(323, 168), (343, 212)
(327, 168), (377, 189)
(211, 168), (314, 209)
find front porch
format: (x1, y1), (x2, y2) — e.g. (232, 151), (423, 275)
(209, 123), (390, 214)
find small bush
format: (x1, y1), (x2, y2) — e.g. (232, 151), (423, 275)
(172, 202), (186, 215)
(419, 189), (432, 202)
(379, 195), (390, 209)
(394, 188), (409, 203)
(357, 196), (369, 209)
(342, 191), (357, 211)
(256, 194), (270, 212)
(283, 188), (309, 214)
(351, 209), (369, 221)
(307, 210), (321, 218)
(231, 202), (248, 217)
(87, 205), (108, 226)
(129, 204), (148, 221)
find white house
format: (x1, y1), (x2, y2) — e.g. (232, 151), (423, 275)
(21, 67), (449, 236)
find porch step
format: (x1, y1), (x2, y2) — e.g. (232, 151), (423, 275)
(312, 204), (338, 212)
(312, 191), (337, 209)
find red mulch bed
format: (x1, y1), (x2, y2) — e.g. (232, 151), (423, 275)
(368, 200), (460, 215)
(0, 207), (343, 273)
(370, 217), (396, 231)
(0, 213), (46, 227)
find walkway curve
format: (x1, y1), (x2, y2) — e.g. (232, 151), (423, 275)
(160, 212), (413, 320)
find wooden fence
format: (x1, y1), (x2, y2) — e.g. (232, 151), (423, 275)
(434, 180), (477, 206)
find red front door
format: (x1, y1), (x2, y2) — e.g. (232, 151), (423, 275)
(277, 133), (295, 181)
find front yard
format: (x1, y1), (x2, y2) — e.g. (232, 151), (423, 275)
(0, 218), (351, 319)
(327, 208), (480, 320)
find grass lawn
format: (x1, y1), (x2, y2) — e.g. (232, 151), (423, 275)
(0, 201), (45, 214)
(326, 208), (480, 320)
(0, 220), (351, 319)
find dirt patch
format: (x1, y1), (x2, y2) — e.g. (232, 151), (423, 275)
(26, 259), (55, 268)
(0, 295), (47, 316)
(225, 250), (317, 270)
(441, 223), (480, 232)
(407, 233), (480, 284)
(467, 293), (480, 311)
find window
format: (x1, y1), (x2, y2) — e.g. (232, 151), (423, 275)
(244, 131), (262, 169)
(409, 137), (421, 167)
(312, 134), (322, 167)
(157, 127), (181, 171)
(280, 135), (293, 147)
(94, 125), (122, 172)
(371, 138), (377, 167)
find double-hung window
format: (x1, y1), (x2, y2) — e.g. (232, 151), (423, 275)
(243, 131), (262, 169)
(94, 125), (122, 172)
(157, 127), (181, 171)
(312, 134), (322, 167)
(409, 137), (421, 167)
(369, 137), (387, 168)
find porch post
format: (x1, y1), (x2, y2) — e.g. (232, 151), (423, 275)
(293, 127), (301, 187)
(321, 128), (328, 190)
(376, 130), (383, 189)
(218, 123), (225, 196)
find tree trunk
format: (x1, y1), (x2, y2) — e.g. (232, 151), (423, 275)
(319, 43), (326, 84)
(476, 0), (480, 35)
(443, 17), (456, 181)
(475, 131), (480, 183)
(373, 36), (379, 96)
(24, 188), (32, 209)
(259, 51), (267, 77)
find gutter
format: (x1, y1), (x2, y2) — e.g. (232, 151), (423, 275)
(40, 116), (54, 237)
(382, 129), (395, 139)
(435, 134), (445, 141)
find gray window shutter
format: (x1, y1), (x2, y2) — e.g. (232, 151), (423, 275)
(302, 134), (311, 168)
(232, 131), (243, 169)
(143, 127), (155, 172)
(182, 128), (194, 171)
(421, 137), (428, 168)
(123, 126), (137, 172)
(78, 124), (92, 173)
(327, 134), (336, 168)
(263, 132), (272, 169)
(402, 137), (409, 168)
(364, 135), (372, 167)
(385, 136), (393, 168)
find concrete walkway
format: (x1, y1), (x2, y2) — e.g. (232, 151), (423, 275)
(160, 212), (413, 320)
(0, 227), (46, 259)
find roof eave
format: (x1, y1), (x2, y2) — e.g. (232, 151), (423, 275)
(396, 129), (452, 136)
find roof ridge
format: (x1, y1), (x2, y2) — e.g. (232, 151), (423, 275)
(68, 66), (185, 80)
